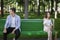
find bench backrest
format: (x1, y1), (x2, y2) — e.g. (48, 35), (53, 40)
(21, 19), (43, 31)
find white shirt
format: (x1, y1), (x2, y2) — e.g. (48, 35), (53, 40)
(11, 16), (16, 27)
(43, 18), (52, 32)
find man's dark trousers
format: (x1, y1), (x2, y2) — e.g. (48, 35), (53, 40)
(3, 27), (20, 40)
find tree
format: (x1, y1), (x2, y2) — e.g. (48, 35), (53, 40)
(54, 0), (58, 19)
(37, 0), (40, 16)
(24, 0), (28, 19)
(1, 0), (4, 17)
(51, 0), (54, 14)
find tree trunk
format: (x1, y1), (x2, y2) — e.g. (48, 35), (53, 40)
(24, 0), (28, 19)
(43, 0), (45, 14)
(38, 0), (40, 16)
(51, 0), (54, 14)
(54, 0), (58, 19)
(1, 0), (4, 17)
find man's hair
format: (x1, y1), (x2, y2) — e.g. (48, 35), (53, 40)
(10, 8), (16, 13)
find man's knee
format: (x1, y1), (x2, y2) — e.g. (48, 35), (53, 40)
(16, 33), (20, 37)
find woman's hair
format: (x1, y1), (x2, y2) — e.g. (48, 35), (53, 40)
(44, 11), (50, 18)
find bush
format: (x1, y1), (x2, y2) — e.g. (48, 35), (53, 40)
(55, 18), (60, 37)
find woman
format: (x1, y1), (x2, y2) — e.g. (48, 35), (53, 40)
(43, 12), (53, 40)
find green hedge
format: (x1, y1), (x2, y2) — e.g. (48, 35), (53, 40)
(0, 12), (54, 19)
(55, 18), (60, 37)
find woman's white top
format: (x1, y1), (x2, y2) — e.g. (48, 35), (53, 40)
(43, 18), (52, 32)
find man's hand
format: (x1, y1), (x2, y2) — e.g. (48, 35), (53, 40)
(11, 31), (15, 34)
(3, 28), (7, 33)
(11, 29), (16, 34)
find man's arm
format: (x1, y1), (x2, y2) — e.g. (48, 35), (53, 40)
(3, 16), (9, 33)
(15, 16), (20, 30)
(4, 16), (9, 28)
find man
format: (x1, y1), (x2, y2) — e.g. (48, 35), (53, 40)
(3, 8), (21, 40)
